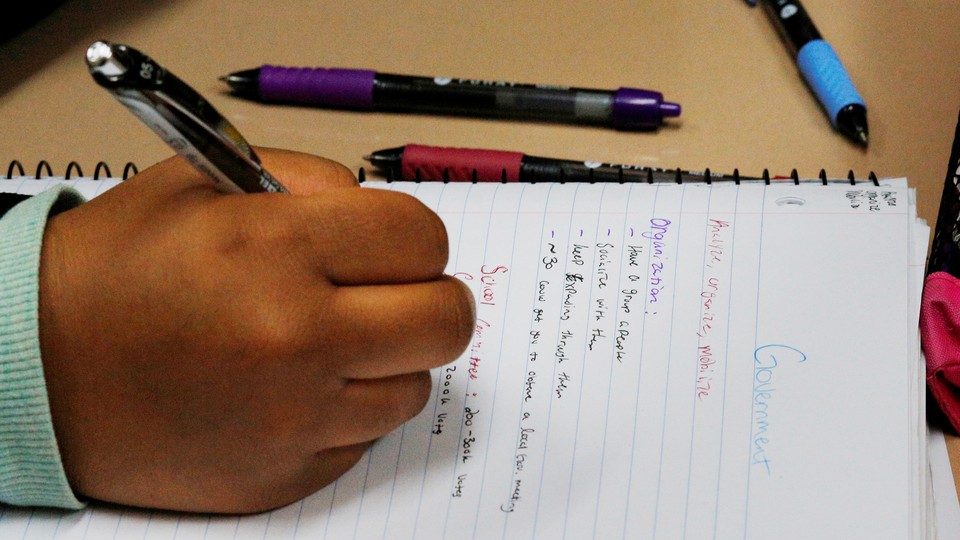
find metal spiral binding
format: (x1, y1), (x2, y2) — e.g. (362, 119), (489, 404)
(4, 160), (140, 180)
(4, 161), (880, 186)
(359, 165), (880, 185)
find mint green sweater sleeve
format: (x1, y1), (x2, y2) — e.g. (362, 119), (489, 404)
(0, 186), (86, 509)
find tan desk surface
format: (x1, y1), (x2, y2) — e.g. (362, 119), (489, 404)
(2, 0), (959, 496)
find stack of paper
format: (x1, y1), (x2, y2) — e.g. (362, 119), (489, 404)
(0, 177), (949, 538)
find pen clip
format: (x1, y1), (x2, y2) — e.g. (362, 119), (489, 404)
(86, 41), (286, 193)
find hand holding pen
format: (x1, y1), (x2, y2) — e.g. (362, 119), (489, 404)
(29, 43), (475, 512)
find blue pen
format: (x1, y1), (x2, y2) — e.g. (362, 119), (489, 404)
(754, 0), (869, 146)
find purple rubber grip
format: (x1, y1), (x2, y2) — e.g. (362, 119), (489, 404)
(259, 65), (377, 108)
(611, 88), (681, 129)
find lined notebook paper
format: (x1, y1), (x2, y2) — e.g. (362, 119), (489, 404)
(0, 176), (931, 539)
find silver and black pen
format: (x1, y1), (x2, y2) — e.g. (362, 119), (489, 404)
(85, 40), (287, 194)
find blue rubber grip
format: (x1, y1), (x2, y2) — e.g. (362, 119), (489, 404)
(796, 40), (864, 126)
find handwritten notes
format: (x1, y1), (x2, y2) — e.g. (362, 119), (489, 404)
(0, 180), (921, 539)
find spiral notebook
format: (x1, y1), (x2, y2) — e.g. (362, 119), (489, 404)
(0, 163), (933, 539)
(0, 160), (132, 200)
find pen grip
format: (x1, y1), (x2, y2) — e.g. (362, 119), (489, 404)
(796, 40), (864, 124)
(259, 66), (377, 108)
(403, 145), (523, 182)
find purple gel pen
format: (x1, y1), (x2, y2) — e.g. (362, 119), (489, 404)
(221, 66), (680, 130)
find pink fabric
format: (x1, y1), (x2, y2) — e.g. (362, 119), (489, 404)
(921, 271), (960, 432)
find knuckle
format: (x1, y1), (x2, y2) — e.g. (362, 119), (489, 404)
(234, 302), (310, 359)
(208, 199), (298, 257)
(390, 192), (449, 271)
(326, 160), (359, 187)
(419, 207), (449, 270)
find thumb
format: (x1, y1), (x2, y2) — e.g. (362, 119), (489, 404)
(255, 147), (358, 195)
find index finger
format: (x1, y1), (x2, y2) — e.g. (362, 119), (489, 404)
(255, 147), (358, 195)
(287, 187), (450, 285)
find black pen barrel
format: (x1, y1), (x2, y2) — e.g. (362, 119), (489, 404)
(759, 0), (822, 55)
(373, 74), (614, 124)
(520, 157), (732, 184)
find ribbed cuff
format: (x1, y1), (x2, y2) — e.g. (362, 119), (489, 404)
(0, 186), (85, 509)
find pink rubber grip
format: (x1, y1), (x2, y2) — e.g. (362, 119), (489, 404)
(402, 144), (524, 182)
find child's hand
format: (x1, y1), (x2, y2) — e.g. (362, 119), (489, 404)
(37, 148), (475, 513)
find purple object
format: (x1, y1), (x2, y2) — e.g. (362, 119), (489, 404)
(611, 88), (681, 129)
(259, 65), (376, 108)
(231, 65), (681, 130)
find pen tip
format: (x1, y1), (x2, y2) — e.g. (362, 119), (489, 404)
(362, 154), (372, 162)
(219, 70), (261, 97)
(835, 104), (869, 148)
